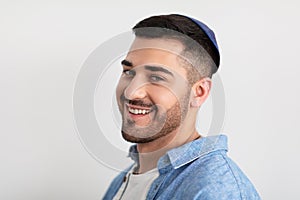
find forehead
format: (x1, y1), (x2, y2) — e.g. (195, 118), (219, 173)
(126, 37), (187, 75)
(129, 37), (184, 53)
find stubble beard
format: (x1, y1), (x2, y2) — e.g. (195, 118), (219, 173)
(120, 93), (190, 144)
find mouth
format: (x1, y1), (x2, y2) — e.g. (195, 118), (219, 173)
(124, 103), (157, 126)
(126, 103), (153, 115)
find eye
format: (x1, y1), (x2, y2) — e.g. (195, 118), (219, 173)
(123, 69), (135, 76)
(150, 75), (165, 82)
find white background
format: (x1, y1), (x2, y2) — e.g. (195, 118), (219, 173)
(1, 0), (300, 199)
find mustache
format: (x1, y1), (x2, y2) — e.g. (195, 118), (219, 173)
(120, 94), (154, 108)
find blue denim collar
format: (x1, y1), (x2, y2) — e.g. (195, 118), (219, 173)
(128, 135), (228, 173)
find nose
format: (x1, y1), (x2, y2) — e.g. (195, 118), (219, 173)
(124, 76), (147, 100)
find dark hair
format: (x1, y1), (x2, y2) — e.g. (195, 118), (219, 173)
(132, 14), (220, 82)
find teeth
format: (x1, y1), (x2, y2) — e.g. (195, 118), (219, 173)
(128, 107), (151, 115)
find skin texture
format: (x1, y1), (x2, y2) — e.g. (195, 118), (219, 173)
(116, 37), (212, 173)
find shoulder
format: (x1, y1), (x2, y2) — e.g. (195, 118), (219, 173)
(181, 151), (261, 200)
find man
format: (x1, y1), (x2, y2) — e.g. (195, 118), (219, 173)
(103, 14), (260, 200)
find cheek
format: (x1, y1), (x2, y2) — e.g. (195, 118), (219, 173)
(116, 79), (126, 101)
(149, 83), (191, 111)
(149, 88), (178, 109)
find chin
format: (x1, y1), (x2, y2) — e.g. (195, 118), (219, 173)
(121, 131), (157, 144)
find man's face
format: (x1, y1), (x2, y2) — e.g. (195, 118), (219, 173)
(116, 37), (192, 143)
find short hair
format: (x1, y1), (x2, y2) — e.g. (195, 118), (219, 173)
(132, 14), (220, 83)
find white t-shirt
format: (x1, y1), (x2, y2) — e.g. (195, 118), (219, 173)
(113, 166), (159, 200)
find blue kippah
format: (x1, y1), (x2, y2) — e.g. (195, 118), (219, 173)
(179, 15), (220, 67)
(187, 17), (219, 52)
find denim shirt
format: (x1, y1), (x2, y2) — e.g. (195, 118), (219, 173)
(103, 135), (261, 200)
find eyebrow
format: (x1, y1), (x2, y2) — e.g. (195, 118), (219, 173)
(144, 65), (174, 77)
(121, 59), (133, 67)
(121, 59), (174, 77)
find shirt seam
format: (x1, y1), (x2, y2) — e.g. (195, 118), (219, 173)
(220, 152), (244, 200)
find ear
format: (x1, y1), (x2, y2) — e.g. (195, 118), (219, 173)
(190, 77), (212, 108)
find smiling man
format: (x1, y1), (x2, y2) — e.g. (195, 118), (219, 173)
(103, 14), (260, 200)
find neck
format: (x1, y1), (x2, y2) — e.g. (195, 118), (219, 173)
(135, 127), (200, 174)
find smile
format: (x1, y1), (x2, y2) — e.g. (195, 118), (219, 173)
(126, 103), (153, 115)
(128, 107), (151, 115)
